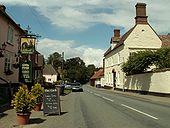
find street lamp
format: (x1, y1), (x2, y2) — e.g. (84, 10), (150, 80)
(0, 42), (7, 57)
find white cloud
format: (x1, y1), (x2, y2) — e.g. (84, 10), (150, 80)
(37, 38), (104, 67)
(3, 0), (170, 33)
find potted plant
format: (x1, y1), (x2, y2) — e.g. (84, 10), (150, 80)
(11, 85), (36, 125)
(31, 83), (44, 111)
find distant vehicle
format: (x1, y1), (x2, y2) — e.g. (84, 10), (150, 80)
(65, 84), (72, 89)
(71, 83), (83, 92)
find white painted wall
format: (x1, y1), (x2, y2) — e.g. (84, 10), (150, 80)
(43, 74), (57, 83)
(125, 24), (162, 49)
(125, 70), (170, 94)
(94, 77), (105, 87)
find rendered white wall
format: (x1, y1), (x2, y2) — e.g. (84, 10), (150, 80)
(125, 70), (170, 94)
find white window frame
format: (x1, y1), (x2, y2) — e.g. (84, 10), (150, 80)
(4, 55), (12, 72)
(7, 26), (14, 44)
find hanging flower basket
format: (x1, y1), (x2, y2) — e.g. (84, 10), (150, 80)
(0, 52), (4, 57)
(4, 69), (13, 75)
(12, 63), (19, 69)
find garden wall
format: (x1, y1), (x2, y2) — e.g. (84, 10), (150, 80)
(124, 70), (170, 94)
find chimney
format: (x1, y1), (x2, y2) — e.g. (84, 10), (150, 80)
(135, 3), (148, 24)
(111, 29), (120, 49)
(0, 5), (6, 12)
(114, 29), (120, 37)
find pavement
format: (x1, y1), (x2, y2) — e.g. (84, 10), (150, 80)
(0, 86), (170, 128)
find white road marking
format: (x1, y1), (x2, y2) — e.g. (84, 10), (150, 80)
(94, 93), (101, 97)
(90, 91), (93, 94)
(121, 104), (158, 120)
(102, 96), (114, 102)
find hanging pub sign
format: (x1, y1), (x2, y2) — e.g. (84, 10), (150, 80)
(20, 37), (35, 54)
(19, 61), (32, 83)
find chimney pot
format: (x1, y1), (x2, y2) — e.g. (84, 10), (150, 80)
(0, 5), (6, 12)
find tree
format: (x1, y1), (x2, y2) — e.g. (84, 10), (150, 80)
(47, 52), (63, 69)
(86, 64), (96, 79)
(122, 47), (170, 75)
(122, 51), (157, 75)
(155, 47), (170, 69)
(64, 57), (88, 84)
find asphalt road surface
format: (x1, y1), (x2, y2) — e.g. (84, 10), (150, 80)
(1, 84), (170, 128)
(67, 85), (170, 128)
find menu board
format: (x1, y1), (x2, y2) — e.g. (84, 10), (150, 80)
(43, 87), (61, 115)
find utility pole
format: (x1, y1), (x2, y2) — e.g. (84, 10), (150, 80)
(61, 52), (64, 84)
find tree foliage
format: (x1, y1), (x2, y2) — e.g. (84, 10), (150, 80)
(47, 53), (96, 84)
(47, 52), (63, 69)
(122, 51), (157, 75)
(122, 48), (170, 75)
(155, 47), (170, 69)
(64, 57), (88, 84)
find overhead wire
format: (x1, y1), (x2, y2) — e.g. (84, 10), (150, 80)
(25, 0), (47, 38)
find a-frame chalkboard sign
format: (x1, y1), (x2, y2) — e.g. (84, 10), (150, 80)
(43, 85), (61, 116)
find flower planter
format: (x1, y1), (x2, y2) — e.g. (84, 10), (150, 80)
(17, 112), (31, 125)
(34, 102), (42, 111)
(12, 63), (19, 69)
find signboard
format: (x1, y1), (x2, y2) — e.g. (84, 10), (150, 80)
(43, 86), (61, 115)
(20, 37), (35, 54)
(19, 61), (32, 83)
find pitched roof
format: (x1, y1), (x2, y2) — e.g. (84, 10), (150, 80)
(90, 69), (104, 80)
(159, 34), (170, 47)
(43, 64), (57, 75)
(104, 26), (135, 57)
(0, 5), (26, 34)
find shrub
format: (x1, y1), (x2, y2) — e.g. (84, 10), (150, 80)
(31, 83), (44, 103)
(11, 85), (36, 113)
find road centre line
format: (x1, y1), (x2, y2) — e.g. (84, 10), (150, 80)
(121, 104), (158, 120)
(102, 96), (114, 102)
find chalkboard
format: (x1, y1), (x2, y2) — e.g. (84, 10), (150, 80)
(43, 86), (61, 115)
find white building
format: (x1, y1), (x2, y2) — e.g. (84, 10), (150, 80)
(103, 3), (162, 90)
(90, 69), (104, 87)
(43, 64), (58, 83)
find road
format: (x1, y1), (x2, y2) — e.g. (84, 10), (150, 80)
(1, 84), (170, 128)
(66, 85), (170, 128)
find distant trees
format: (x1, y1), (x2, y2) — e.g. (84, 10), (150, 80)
(47, 52), (96, 84)
(122, 47), (170, 75)
(47, 52), (63, 68)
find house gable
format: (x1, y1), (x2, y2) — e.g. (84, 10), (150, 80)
(124, 24), (162, 49)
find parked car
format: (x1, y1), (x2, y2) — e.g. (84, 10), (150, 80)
(65, 84), (72, 89)
(71, 83), (83, 92)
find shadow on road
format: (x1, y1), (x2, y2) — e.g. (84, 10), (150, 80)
(29, 118), (46, 124)
(0, 112), (8, 119)
(60, 111), (68, 115)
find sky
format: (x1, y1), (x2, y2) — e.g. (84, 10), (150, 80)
(1, 0), (170, 67)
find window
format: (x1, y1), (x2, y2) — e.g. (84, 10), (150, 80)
(4, 56), (12, 72)
(48, 78), (51, 82)
(118, 53), (120, 64)
(7, 26), (13, 44)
